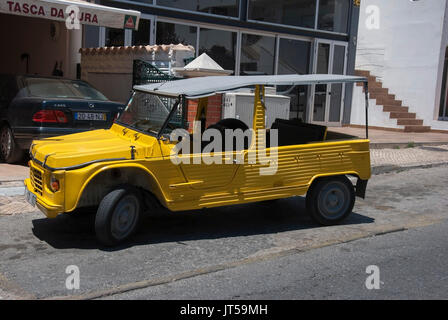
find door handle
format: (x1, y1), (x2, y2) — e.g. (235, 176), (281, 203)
(223, 157), (238, 164)
(169, 180), (203, 189)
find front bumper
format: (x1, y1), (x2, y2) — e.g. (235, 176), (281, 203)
(24, 178), (63, 219)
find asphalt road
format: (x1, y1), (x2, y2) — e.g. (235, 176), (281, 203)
(0, 165), (447, 299)
(106, 219), (448, 300)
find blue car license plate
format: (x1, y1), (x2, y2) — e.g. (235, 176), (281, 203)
(75, 112), (106, 121)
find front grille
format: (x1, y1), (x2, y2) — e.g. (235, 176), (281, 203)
(30, 166), (44, 195)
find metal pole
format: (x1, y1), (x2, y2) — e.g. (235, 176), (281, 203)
(363, 81), (369, 139)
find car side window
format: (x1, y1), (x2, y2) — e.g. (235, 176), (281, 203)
(0, 75), (17, 108)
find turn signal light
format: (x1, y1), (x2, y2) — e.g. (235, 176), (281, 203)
(50, 176), (60, 192)
(32, 110), (68, 123)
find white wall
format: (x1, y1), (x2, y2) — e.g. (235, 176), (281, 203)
(0, 14), (68, 76)
(354, 0), (448, 130)
(351, 85), (401, 129)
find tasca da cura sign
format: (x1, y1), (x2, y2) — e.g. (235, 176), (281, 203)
(0, 0), (140, 30)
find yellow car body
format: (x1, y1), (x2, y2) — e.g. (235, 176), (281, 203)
(24, 85), (371, 219)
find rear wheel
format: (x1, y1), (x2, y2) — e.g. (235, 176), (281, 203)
(0, 125), (24, 163)
(306, 176), (355, 225)
(95, 187), (142, 246)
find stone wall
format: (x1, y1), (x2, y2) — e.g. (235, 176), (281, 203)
(79, 44), (195, 103)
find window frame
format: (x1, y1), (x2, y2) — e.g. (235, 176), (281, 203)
(246, 0), (350, 36)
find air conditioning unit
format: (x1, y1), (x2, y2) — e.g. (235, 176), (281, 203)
(222, 90), (290, 128)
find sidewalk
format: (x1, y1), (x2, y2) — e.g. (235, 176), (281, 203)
(371, 144), (448, 171)
(330, 127), (448, 148)
(0, 163), (28, 183)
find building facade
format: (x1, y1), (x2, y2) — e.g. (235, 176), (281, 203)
(84, 0), (361, 126)
(351, 0), (448, 132)
(0, 0), (140, 80)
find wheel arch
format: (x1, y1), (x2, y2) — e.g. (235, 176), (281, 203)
(71, 163), (167, 212)
(307, 172), (366, 199)
(308, 172), (358, 188)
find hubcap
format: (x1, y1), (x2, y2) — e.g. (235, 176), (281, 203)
(111, 195), (139, 240)
(317, 181), (350, 220)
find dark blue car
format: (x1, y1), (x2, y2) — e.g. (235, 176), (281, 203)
(0, 74), (125, 163)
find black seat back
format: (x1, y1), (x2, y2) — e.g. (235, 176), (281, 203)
(271, 118), (327, 146)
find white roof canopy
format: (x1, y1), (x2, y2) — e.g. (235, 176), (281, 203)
(0, 0), (140, 30)
(134, 74), (368, 99)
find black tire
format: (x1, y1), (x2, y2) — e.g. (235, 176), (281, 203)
(95, 187), (142, 246)
(306, 176), (355, 226)
(0, 125), (24, 164)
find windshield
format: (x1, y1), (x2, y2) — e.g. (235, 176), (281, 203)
(22, 77), (108, 100)
(117, 91), (185, 136)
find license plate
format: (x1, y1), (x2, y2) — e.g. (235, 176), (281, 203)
(75, 112), (106, 121)
(25, 188), (36, 207)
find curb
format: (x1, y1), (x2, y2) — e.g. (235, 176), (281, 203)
(371, 162), (448, 175)
(370, 142), (448, 149)
(0, 187), (25, 196)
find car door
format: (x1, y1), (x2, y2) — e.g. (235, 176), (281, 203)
(160, 133), (240, 191)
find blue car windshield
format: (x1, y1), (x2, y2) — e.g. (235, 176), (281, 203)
(22, 77), (108, 101)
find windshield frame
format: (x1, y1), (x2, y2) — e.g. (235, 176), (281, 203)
(115, 90), (182, 139)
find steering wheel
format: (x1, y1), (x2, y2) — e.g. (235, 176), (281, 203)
(212, 118), (249, 131)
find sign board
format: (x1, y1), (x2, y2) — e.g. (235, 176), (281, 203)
(0, 0), (140, 30)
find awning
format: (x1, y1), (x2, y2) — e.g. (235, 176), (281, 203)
(134, 74), (368, 99)
(0, 0), (140, 30)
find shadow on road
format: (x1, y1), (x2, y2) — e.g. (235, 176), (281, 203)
(31, 196), (374, 251)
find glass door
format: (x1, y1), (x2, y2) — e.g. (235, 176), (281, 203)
(311, 40), (347, 125)
(439, 47), (448, 120)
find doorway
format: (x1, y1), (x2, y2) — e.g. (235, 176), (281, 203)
(310, 40), (347, 126)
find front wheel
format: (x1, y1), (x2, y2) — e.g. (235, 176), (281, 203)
(95, 187), (142, 246)
(306, 176), (355, 226)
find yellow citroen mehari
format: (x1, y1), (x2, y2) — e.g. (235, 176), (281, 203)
(24, 74), (371, 246)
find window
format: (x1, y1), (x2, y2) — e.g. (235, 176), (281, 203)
(21, 77), (108, 100)
(83, 25), (100, 48)
(132, 19), (151, 45)
(277, 38), (312, 121)
(157, 0), (240, 18)
(329, 45), (346, 121)
(105, 28), (124, 47)
(277, 38), (311, 75)
(318, 0), (349, 33)
(130, 0), (153, 3)
(199, 28), (237, 72)
(156, 21), (197, 48)
(248, 0), (316, 29)
(240, 34), (275, 75)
